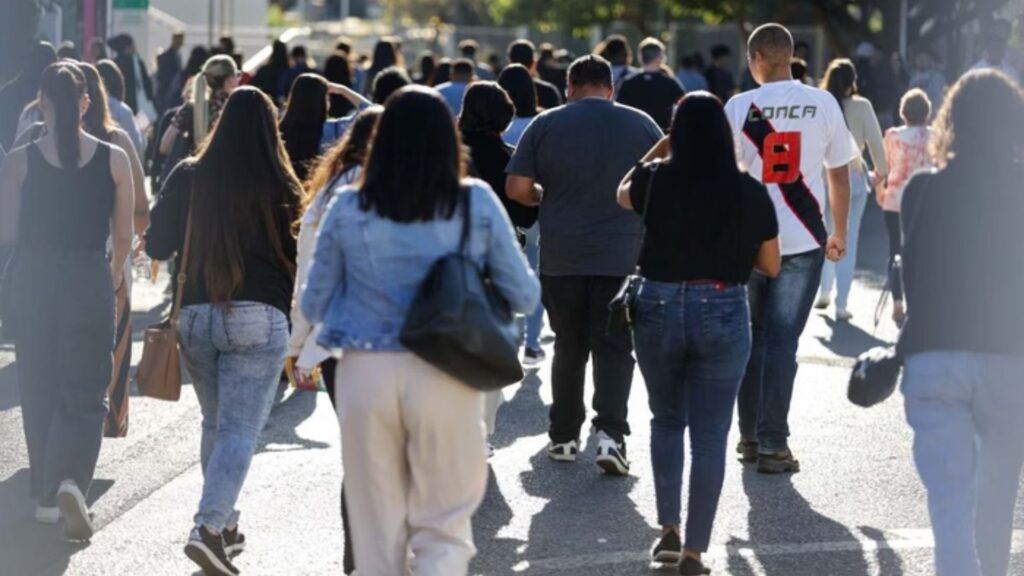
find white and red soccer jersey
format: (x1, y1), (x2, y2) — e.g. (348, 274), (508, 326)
(725, 81), (859, 256)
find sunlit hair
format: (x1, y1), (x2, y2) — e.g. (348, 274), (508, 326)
(302, 105), (383, 214)
(77, 61), (117, 141)
(931, 69), (1024, 168)
(900, 88), (931, 126)
(187, 86), (302, 304)
(359, 86), (467, 222)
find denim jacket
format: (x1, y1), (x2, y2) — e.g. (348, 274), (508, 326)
(301, 179), (541, 352)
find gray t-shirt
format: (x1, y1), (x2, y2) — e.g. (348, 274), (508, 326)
(506, 98), (663, 277)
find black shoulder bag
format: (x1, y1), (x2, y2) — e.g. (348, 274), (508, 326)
(400, 188), (525, 391)
(607, 161), (660, 335)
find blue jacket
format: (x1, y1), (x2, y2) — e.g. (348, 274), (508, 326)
(301, 179), (541, 352)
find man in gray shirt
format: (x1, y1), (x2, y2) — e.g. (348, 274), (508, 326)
(507, 55), (663, 476)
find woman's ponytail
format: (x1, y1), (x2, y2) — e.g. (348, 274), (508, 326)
(39, 62), (86, 169)
(192, 55), (238, 145)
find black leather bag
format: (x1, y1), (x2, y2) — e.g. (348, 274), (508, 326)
(400, 189), (524, 392)
(607, 161), (660, 335)
(848, 346), (902, 408)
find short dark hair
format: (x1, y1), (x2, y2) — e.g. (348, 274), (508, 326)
(900, 88), (932, 126)
(568, 55), (613, 89)
(598, 35), (631, 66)
(335, 36), (353, 54)
(291, 45), (307, 60)
(747, 23), (794, 66)
(638, 37), (665, 66)
(452, 58), (475, 79)
(539, 43), (555, 61)
(508, 39), (536, 67)
(458, 82), (514, 136)
(96, 59), (126, 101)
(372, 65), (412, 104)
(790, 57), (808, 81)
(711, 44), (732, 60)
(459, 39), (479, 58)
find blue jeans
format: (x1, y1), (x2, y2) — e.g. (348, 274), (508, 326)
(819, 168), (870, 310)
(633, 282), (751, 551)
(902, 351), (1024, 576)
(524, 225), (544, 350)
(737, 248), (824, 452)
(177, 302), (289, 531)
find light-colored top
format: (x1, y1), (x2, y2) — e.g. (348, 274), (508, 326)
(842, 95), (888, 177)
(882, 125), (933, 213)
(435, 81), (468, 116)
(301, 179), (540, 352)
(288, 165), (361, 366)
(320, 101), (372, 151)
(725, 81), (859, 255)
(502, 116), (535, 148)
(108, 97), (145, 154)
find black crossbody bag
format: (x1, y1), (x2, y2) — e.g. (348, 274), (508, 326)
(607, 161), (660, 335)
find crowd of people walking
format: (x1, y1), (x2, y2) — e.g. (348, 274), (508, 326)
(0, 16), (1022, 576)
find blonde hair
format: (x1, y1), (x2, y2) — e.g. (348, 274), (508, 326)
(192, 55), (238, 145)
(899, 88), (931, 126)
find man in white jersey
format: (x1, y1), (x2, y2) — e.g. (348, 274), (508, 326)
(724, 24), (858, 474)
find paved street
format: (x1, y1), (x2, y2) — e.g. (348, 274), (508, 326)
(1, 204), (1022, 576)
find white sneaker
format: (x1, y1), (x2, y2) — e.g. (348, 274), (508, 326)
(835, 308), (854, 322)
(56, 480), (94, 541)
(546, 439), (579, 462)
(594, 430), (630, 476)
(34, 505), (60, 524)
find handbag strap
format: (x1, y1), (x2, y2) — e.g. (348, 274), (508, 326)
(633, 161), (661, 273)
(170, 184), (195, 325)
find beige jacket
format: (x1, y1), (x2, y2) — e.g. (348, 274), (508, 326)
(842, 95), (889, 177)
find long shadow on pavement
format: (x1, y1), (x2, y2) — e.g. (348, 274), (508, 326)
(490, 371), (548, 450)
(814, 316), (891, 360)
(0, 470), (114, 576)
(727, 467), (901, 576)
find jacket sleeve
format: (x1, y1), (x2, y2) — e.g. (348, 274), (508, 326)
(859, 99), (889, 176)
(301, 193), (347, 325)
(479, 185), (540, 314)
(288, 209), (319, 357)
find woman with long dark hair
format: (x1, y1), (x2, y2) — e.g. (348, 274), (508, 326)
(815, 58), (889, 321)
(302, 86), (539, 575)
(497, 63), (539, 147)
(322, 51), (356, 117)
(0, 62), (135, 540)
(251, 40), (288, 101)
(279, 73), (369, 182)
(899, 70), (1024, 576)
(145, 87), (301, 576)
(363, 37), (403, 96)
(617, 92), (780, 575)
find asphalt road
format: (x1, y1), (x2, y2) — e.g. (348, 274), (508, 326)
(1, 203), (1022, 576)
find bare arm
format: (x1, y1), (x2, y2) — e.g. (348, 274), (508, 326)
(754, 237), (782, 278)
(328, 83), (372, 109)
(506, 174), (542, 207)
(618, 136), (671, 209)
(109, 146), (135, 286)
(826, 164), (852, 263)
(114, 131), (150, 235)
(0, 149), (27, 246)
(159, 124), (180, 156)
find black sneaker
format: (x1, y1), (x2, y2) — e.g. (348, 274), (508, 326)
(736, 438), (759, 463)
(185, 526), (240, 576)
(757, 449), (801, 474)
(652, 530), (682, 564)
(223, 525), (246, 557)
(595, 431), (630, 476)
(523, 348), (546, 367)
(547, 440), (579, 462)
(679, 556), (712, 575)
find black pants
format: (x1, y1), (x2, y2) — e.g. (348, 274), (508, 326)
(321, 358), (355, 575)
(11, 252), (114, 504)
(541, 275), (634, 444)
(884, 211), (904, 301)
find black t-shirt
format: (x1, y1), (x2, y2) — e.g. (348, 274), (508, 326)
(706, 66), (737, 102)
(630, 163), (778, 284)
(145, 163), (298, 316)
(616, 72), (685, 132)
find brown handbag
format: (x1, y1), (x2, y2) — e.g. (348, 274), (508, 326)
(135, 200), (193, 401)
